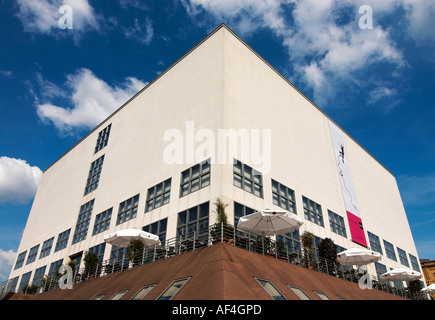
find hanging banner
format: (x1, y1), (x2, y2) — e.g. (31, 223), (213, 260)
(328, 120), (368, 247)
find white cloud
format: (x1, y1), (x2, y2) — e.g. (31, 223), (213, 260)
(181, 0), (434, 109)
(36, 68), (147, 132)
(0, 157), (42, 204)
(0, 249), (16, 282)
(123, 17), (154, 45)
(16, 0), (100, 37)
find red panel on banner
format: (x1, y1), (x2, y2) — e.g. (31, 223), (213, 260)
(346, 211), (368, 247)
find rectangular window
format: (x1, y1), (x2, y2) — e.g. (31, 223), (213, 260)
(146, 178), (171, 212)
(18, 272), (32, 293)
(233, 160), (263, 198)
(255, 278), (286, 300)
(287, 285), (311, 300)
(367, 231), (383, 255)
(32, 266), (46, 288)
(26, 245), (39, 265)
(271, 179), (296, 213)
(14, 251), (27, 270)
(143, 218), (168, 244)
(180, 160), (210, 197)
(397, 247), (410, 267)
(302, 196), (324, 227)
(93, 208), (113, 236)
(84, 155), (105, 195)
(116, 194), (139, 225)
(39, 237), (54, 259)
(383, 240), (397, 261)
(177, 202), (209, 242)
(375, 262), (388, 284)
(276, 230), (301, 254)
(94, 123), (111, 154)
(234, 202), (255, 227)
(110, 290), (128, 300)
(72, 199), (95, 244)
(48, 259), (63, 279)
(54, 229), (71, 252)
(131, 284), (156, 300)
(89, 243), (106, 263)
(157, 277), (190, 300)
(314, 291), (330, 300)
(328, 210), (347, 238)
(409, 254), (420, 272)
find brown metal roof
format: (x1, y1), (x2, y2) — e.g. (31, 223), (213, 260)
(28, 243), (404, 300)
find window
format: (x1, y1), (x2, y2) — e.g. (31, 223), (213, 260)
(93, 295), (105, 300)
(48, 259), (63, 279)
(375, 262), (388, 283)
(93, 208), (113, 235)
(328, 210), (347, 238)
(367, 231), (383, 255)
(287, 285), (311, 300)
(233, 160), (263, 198)
(116, 194), (139, 225)
(143, 218), (168, 244)
(302, 196), (324, 227)
(234, 202), (255, 227)
(383, 240), (397, 261)
(276, 230), (301, 254)
(84, 155), (105, 195)
(409, 254), (420, 272)
(397, 247), (410, 267)
(131, 284), (156, 300)
(18, 272), (32, 293)
(94, 123), (111, 154)
(255, 278), (286, 300)
(32, 266), (46, 288)
(110, 290), (128, 300)
(314, 291), (330, 300)
(271, 179), (296, 213)
(89, 243), (106, 263)
(40, 237), (54, 259)
(26, 245), (39, 265)
(146, 178), (171, 212)
(177, 202), (209, 241)
(72, 199), (95, 244)
(54, 229), (71, 252)
(14, 251), (27, 270)
(180, 160), (210, 197)
(157, 277), (190, 300)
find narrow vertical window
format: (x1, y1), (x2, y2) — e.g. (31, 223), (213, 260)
(84, 155), (105, 195)
(94, 123), (112, 153)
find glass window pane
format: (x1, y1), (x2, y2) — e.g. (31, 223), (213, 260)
(131, 285), (155, 300)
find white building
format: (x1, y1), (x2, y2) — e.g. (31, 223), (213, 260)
(7, 24), (424, 295)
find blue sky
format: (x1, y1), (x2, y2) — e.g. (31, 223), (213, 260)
(0, 0), (434, 281)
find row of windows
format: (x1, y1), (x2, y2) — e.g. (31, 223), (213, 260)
(95, 277), (338, 301)
(14, 160), (211, 271)
(233, 160), (348, 239)
(368, 231), (420, 272)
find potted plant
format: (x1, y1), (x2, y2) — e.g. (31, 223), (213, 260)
(318, 237), (338, 275)
(301, 231), (315, 269)
(210, 198), (234, 243)
(83, 251), (100, 280)
(127, 239), (144, 266)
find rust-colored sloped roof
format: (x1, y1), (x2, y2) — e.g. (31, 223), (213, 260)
(31, 243), (405, 300)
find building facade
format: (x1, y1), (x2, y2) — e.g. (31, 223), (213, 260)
(7, 24), (424, 294)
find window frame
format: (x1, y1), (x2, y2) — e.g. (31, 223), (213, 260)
(179, 160), (210, 198)
(94, 123), (112, 154)
(302, 196), (324, 227)
(328, 210), (347, 238)
(157, 277), (191, 300)
(233, 160), (263, 198)
(116, 194), (140, 225)
(72, 199), (95, 244)
(84, 155), (105, 195)
(255, 277), (286, 300)
(287, 285), (311, 300)
(146, 178), (171, 212)
(271, 179), (296, 213)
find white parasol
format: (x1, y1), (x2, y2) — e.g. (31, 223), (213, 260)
(103, 229), (161, 248)
(337, 248), (381, 266)
(380, 268), (422, 282)
(237, 209), (303, 236)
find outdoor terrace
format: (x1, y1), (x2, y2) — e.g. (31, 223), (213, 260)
(0, 223), (427, 300)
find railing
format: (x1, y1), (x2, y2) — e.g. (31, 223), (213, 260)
(0, 223), (428, 300)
